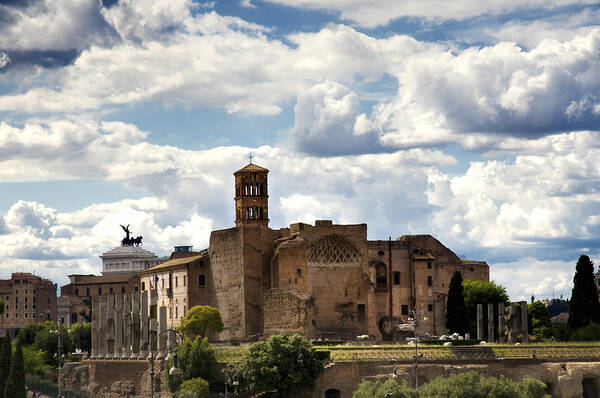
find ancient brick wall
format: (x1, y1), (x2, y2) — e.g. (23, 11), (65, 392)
(263, 288), (314, 336)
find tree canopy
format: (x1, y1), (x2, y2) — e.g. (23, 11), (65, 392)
(528, 301), (552, 341)
(5, 341), (26, 398)
(0, 333), (11, 396)
(446, 271), (468, 335)
(224, 334), (323, 398)
(165, 336), (219, 393)
(568, 255), (600, 330)
(177, 306), (223, 338)
(463, 280), (510, 338)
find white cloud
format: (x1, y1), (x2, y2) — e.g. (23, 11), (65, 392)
(263, 0), (597, 28)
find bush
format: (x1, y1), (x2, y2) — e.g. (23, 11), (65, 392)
(552, 323), (571, 342)
(224, 334), (323, 398)
(177, 306), (223, 338)
(570, 322), (600, 341)
(177, 378), (209, 398)
(353, 378), (416, 398)
(165, 336), (219, 393)
(22, 346), (51, 377)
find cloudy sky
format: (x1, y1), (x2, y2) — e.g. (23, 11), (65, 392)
(1, 0), (600, 300)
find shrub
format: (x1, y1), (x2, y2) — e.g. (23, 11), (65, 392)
(353, 378), (416, 398)
(177, 378), (209, 398)
(165, 336), (219, 393)
(570, 322), (600, 341)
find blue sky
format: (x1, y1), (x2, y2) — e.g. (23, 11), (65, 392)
(1, 0), (600, 300)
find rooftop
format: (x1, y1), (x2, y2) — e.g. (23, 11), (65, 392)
(100, 245), (158, 258)
(141, 254), (206, 274)
(234, 163), (269, 174)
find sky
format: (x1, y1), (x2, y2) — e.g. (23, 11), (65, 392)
(1, 0), (600, 300)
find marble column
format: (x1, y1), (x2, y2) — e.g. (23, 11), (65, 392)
(487, 303), (494, 343)
(140, 291), (149, 359)
(148, 290), (158, 360)
(98, 295), (107, 359)
(498, 303), (505, 343)
(131, 292), (141, 359)
(122, 294), (132, 359)
(476, 304), (484, 340)
(520, 301), (529, 343)
(508, 302), (518, 344)
(106, 294), (115, 359)
(157, 305), (167, 360)
(91, 296), (99, 359)
(114, 294), (123, 359)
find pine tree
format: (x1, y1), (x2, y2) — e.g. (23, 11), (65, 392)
(0, 333), (11, 396)
(568, 255), (600, 330)
(4, 341), (25, 398)
(446, 271), (468, 335)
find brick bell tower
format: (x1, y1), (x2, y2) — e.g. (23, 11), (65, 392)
(234, 160), (269, 227)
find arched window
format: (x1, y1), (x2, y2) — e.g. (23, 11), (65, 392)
(325, 389), (341, 398)
(376, 263), (387, 290)
(71, 312), (78, 324)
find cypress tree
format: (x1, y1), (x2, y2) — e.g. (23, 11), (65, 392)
(568, 255), (600, 330)
(446, 271), (468, 335)
(0, 333), (11, 396)
(4, 341), (25, 398)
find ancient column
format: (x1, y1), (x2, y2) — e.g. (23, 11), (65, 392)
(498, 303), (505, 343)
(508, 302), (518, 344)
(131, 292), (141, 359)
(487, 303), (494, 343)
(158, 305), (167, 360)
(106, 294), (115, 359)
(140, 291), (149, 359)
(476, 304), (484, 340)
(122, 293), (132, 359)
(114, 294), (123, 359)
(98, 295), (107, 359)
(91, 296), (99, 359)
(148, 290), (158, 360)
(520, 301), (529, 343)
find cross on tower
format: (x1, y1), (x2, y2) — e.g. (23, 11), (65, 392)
(248, 153), (253, 164)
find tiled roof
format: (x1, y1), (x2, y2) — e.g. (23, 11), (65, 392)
(234, 163), (268, 173)
(140, 254), (205, 274)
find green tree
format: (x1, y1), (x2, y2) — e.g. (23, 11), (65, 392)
(177, 378), (209, 398)
(224, 334), (323, 398)
(22, 346), (51, 377)
(547, 298), (569, 317)
(0, 333), (11, 396)
(16, 323), (46, 346)
(446, 271), (468, 335)
(177, 306), (223, 338)
(4, 341), (25, 398)
(528, 301), (552, 341)
(417, 371), (548, 398)
(568, 255), (600, 330)
(353, 378), (416, 398)
(165, 336), (219, 393)
(33, 322), (73, 366)
(71, 322), (92, 352)
(463, 280), (510, 338)
(570, 322), (600, 341)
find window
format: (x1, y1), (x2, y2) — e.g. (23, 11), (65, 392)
(427, 261), (432, 269)
(393, 271), (400, 285)
(175, 276), (178, 287)
(75, 288), (79, 296)
(428, 304), (433, 312)
(24, 313), (27, 318)
(32, 313), (35, 318)
(86, 288), (90, 296)
(378, 250), (385, 256)
(199, 274), (206, 287)
(134, 286), (139, 292)
(15, 290), (18, 295)
(98, 288), (102, 295)
(121, 286), (125, 293)
(15, 297), (18, 303)
(25, 297), (27, 303)
(24, 289), (27, 294)
(162, 279), (164, 289)
(183, 276), (186, 287)
(15, 313), (18, 319)
(142, 282), (146, 291)
(24, 304), (28, 309)
(401, 305), (408, 316)
(358, 304), (365, 322)
(297, 268), (302, 277)
(33, 297), (35, 303)
(32, 304), (35, 309)
(47, 298), (50, 303)
(375, 263), (387, 289)
(33, 289), (35, 294)
(427, 275), (433, 287)
(183, 305), (186, 315)
(109, 287), (114, 293)
(47, 313), (50, 320)
(175, 306), (179, 318)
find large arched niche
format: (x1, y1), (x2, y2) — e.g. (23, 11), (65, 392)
(325, 388), (341, 398)
(308, 235), (361, 266)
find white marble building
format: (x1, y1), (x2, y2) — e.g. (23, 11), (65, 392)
(100, 246), (165, 274)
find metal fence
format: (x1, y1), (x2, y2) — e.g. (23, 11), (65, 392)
(26, 374), (90, 398)
(214, 344), (600, 364)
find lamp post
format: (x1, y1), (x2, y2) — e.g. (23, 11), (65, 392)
(225, 380), (239, 398)
(149, 329), (184, 398)
(51, 321), (64, 398)
(408, 309), (425, 389)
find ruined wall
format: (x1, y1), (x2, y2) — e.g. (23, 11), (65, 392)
(209, 227), (245, 341)
(263, 288), (314, 336)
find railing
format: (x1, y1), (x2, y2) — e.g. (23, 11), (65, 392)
(26, 374), (90, 398)
(213, 344), (600, 364)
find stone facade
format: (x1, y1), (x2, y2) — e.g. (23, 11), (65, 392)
(100, 245), (163, 275)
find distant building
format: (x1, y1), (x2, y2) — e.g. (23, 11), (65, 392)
(0, 272), (57, 333)
(100, 245), (163, 274)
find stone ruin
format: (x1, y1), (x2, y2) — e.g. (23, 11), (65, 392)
(91, 290), (173, 360)
(476, 301), (528, 343)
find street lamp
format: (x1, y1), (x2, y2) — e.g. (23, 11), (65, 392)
(408, 310), (425, 389)
(149, 329), (184, 398)
(224, 379), (239, 398)
(51, 321), (64, 398)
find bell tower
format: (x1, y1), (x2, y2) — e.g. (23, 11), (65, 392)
(234, 161), (269, 227)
